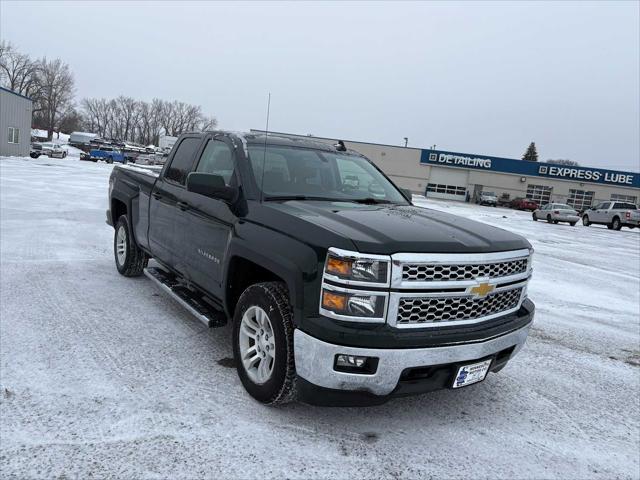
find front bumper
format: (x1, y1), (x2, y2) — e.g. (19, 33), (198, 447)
(294, 321), (531, 405)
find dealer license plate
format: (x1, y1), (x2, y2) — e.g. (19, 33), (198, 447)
(452, 359), (492, 388)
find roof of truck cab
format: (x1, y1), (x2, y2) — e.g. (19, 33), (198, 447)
(199, 130), (363, 155)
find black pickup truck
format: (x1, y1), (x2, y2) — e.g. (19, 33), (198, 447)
(107, 131), (535, 406)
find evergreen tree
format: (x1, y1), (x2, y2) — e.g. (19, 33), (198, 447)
(522, 142), (538, 161)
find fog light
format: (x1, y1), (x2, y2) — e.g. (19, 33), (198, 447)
(334, 354), (379, 374)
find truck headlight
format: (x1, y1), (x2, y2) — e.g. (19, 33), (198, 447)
(324, 248), (390, 286)
(320, 287), (387, 321)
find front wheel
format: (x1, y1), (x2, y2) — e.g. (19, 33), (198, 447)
(547, 214), (553, 224)
(114, 215), (148, 276)
(532, 213), (538, 221)
(582, 216), (590, 226)
(233, 282), (296, 405)
(570, 222), (576, 226)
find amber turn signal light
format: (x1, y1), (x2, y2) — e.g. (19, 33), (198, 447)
(326, 256), (352, 277)
(322, 290), (347, 312)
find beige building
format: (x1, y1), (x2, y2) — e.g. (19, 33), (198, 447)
(253, 130), (639, 210)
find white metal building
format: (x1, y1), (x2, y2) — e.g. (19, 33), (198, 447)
(253, 130), (639, 209)
(0, 87), (33, 157)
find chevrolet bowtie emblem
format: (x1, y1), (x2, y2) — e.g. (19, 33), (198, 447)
(469, 282), (495, 298)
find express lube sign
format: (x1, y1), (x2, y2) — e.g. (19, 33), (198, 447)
(538, 165), (634, 185)
(421, 149), (639, 188)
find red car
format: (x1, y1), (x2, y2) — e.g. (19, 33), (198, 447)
(510, 197), (539, 211)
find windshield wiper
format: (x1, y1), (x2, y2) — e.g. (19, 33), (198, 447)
(264, 195), (343, 202)
(351, 197), (395, 204)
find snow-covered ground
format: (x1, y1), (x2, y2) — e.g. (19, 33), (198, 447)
(1, 156), (639, 479)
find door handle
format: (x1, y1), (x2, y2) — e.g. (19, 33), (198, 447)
(177, 201), (190, 211)
(152, 192), (162, 200)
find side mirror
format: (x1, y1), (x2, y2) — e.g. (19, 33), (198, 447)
(187, 172), (237, 202)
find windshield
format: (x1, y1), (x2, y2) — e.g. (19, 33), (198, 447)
(482, 191), (496, 196)
(553, 204), (572, 210)
(247, 145), (407, 204)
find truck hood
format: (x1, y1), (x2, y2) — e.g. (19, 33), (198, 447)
(266, 201), (530, 254)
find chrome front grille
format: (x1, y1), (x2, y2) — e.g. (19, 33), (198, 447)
(402, 258), (528, 282)
(396, 288), (523, 325)
(388, 249), (532, 328)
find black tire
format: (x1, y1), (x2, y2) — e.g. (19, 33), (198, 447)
(114, 215), (147, 276)
(232, 282), (296, 405)
(582, 215), (590, 226)
(62, 152), (67, 158)
(30, 152), (40, 159)
(547, 214), (553, 224)
(612, 217), (622, 231)
(570, 222), (576, 226)
(532, 213), (538, 221)
(607, 224), (613, 230)
(553, 220), (559, 224)
(107, 156), (113, 164)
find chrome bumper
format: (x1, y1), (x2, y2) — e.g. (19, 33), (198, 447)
(294, 324), (531, 396)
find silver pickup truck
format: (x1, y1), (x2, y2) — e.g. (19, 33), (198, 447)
(582, 201), (640, 230)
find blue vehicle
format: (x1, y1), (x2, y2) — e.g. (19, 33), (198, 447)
(89, 146), (126, 164)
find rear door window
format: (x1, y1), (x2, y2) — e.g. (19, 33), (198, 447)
(165, 137), (202, 185)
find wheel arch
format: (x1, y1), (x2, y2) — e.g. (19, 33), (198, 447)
(223, 234), (317, 324)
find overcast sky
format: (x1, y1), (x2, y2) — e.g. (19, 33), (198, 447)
(2, 1), (639, 171)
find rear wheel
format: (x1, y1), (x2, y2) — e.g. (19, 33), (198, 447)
(232, 282), (296, 405)
(612, 217), (622, 231)
(114, 215), (147, 276)
(570, 222), (576, 226)
(582, 215), (590, 226)
(107, 156), (113, 164)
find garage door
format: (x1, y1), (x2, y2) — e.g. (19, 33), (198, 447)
(425, 167), (469, 201)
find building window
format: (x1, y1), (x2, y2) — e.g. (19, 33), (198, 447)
(526, 184), (552, 205)
(611, 193), (637, 204)
(426, 183), (466, 196)
(7, 127), (20, 144)
(568, 189), (595, 211)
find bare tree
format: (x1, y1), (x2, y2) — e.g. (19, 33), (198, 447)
(80, 96), (217, 145)
(34, 58), (75, 139)
(0, 40), (41, 98)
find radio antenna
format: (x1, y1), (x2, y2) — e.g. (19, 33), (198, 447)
(259, 92), (271, 203)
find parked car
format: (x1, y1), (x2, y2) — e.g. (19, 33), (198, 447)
(582, 201), (640, 230)
(30, 142), (67, 159)
(107, 131), (535, 406)
(90, 146), (126, 164)
(477, 191), (497, 206)
(510, 197), (539, 211)
(532, 203), (580, 226)
(497, 193), (511, 207)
